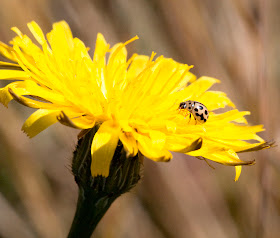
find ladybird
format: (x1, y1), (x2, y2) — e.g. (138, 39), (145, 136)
(178, 100), (209, 123)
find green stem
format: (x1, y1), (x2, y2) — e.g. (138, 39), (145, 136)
(67, 187), (116, 238)
(68, 128), (141, 238)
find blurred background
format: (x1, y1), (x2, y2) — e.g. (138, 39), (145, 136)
(0, 0), (279, 237)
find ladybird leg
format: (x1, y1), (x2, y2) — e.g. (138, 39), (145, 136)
(178, 108), (186, 115)
(183, 111), (188, 118)
(177, 108), (182, 115)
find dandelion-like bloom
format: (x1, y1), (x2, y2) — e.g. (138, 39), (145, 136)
(0, 21), (271, 181)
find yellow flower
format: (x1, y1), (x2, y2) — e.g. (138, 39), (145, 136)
(0, 21), (272, 181)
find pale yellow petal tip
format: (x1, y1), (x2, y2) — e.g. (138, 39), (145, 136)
(150, 51), (157, 61)
(162, 153), (173, 162)
(131, 35), (139, 41)
(188, 65), (194, 70)
(21, 120), (40, 138)
(97, 32), (105, 39)
(27, 22), (47, 46)
(21, 128), (33, 138)
(27, 21), (38, 27)
(200, 76), (221, 84)
(96, 33), (110, 52)
(124, 35), (139, 46)
(234, 159), (256, 181)
(148, 152), (173, 162)
(234, 166), (242, 181)
(21, 123), (35, 138)
(11, 27), (23, 37)
(237, 141), (276, 153)
(0, 90), (13, 107)
(228, 100), (236, 109)
(52, 20), (70, 28)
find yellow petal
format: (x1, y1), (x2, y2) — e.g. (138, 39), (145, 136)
(166, 136), (202, 153)
(235, 166), (242, 181)
(0, 42), (17, 62)
(170, 71), (196, 94)
(132, 58), (183, 97)
(208, 110), (250, 124)
(47, 21), (74, 54)
(107, 43), (127, 88)
(91, 120), (121, 177)
(119, 132), (138, 157)
(12, 35), (42, 56)
(171, 76), (220, 102)
(0, 81), (31, 106)
(199, 91), (235, 111)
(237, 141), (275, 153)
(202, 149), (255, 166)
(2, 80), (66, 106)
(0, 86), (13, 107)
(73, 38), (91, 59)
(150, 60), (193, 97)
(134, 132), (172, 162)
(206, 124), (264, 141)
(207, 138), (264, 152)
(0, 61), (21, 70)
(22, 109), (60, 138)
(148, 130), (166, 151)
(27, 21), (46, 45)
(11, 27), (23, 37)
(93, 33), (110, 98)
(127, 55), (149, 81)
(93, 33), (109, 64)
(0, 70), (29, 80)
(142, 58), (178, 95)
(21, 80), (66, 104)
(57, 111), (95, 129)
(8, 88), (57, 109)
(11, 45), (44, 83)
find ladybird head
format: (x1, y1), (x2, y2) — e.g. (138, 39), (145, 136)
(179, 102), (187, 109)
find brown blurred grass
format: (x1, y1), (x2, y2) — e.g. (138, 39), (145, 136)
(0, 0), (279, 237)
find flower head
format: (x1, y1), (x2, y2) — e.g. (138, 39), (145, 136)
(0, 21), (272, 181)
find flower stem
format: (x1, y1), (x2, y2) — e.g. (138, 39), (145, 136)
(67, 187), (116, 238)
(68, 128), (142, 238)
